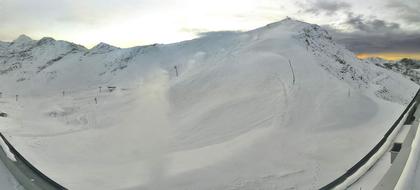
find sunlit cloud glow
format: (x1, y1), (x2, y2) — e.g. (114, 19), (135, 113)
(357, 52), (420, 61)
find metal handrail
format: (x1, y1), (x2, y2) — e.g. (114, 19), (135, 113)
(319, 89), (420, 190)
(0, 132), (67, 190)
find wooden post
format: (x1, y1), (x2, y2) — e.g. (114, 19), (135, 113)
(288, 60), (295, 85)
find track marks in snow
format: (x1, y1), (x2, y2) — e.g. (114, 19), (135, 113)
(272, 74), (290, 129)
(227, 170), (305, 190)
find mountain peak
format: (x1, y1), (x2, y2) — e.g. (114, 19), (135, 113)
(37, 37), (56, 46)
(94, 42), (116, 49)
(364, 57), (392, 65)
(88, 42), (119, 55)
(251, 18), (332, 44)
(14, 34), (33, 43)
(9, 34), (35, 50)
(249, 18), (322, 37)
(263, 17), (310, 29)
(400, 58), (420, 63)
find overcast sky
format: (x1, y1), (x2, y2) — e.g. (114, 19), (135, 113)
(1, 0), (419, 56)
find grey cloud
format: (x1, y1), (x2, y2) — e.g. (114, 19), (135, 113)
(301, 0), (351, 15)
(387, 0), (420, 24)
(325, 14), (420, 53)
(345, 13), (400, 33)
(332, 31), (420, 53)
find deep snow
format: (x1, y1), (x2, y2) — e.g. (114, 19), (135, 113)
(0, 18), (418, 190)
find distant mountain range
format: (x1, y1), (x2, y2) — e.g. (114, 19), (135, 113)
(369, 58), (420, 85)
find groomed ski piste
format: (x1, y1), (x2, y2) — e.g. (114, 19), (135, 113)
(0, 18), (418, 189)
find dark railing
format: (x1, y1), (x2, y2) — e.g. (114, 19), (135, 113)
(319, 88), (420, 190)
(0, 133), (67, 190)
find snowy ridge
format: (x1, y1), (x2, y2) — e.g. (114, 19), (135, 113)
(9, 35), (34, 52)
(86, 42), (120, 55)
(372, 58), (420, 85)
(0, 18), (418, 190)
(293, 23), (416, 104)
(0, 19), (415, 104)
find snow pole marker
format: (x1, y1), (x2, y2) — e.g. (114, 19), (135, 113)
(288, 60), (296, 85)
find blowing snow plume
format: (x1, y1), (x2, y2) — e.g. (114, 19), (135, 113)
(113, 69), (172, 188)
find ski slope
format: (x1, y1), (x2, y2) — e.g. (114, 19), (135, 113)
(0, 18), (418, 189)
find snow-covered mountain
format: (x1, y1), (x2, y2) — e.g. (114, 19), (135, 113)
(371, 58), (420, 85)
(0, 19), (415, 102)
(0, 18), (418, 190)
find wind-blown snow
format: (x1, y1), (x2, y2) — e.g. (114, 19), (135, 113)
(0, 18), (418, 190)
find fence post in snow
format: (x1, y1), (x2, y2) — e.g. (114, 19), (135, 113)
(99, 86), (102, 93)
(174, 65), (178, 77)
(288, 60), (296, 85)
(94, 97), (97, 104)
(15, 95), (18, 101)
